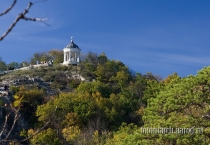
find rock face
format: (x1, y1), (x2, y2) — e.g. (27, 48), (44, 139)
(1, 75), (57, 97)
(0, 76), (52, 142)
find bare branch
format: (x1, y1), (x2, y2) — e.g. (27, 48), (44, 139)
(4, 109), (21, 140)
(0, 1), (48, 41)
(0, 111), (11, 138)
(23, 17), (50, 26)
(0, 105), (20, 142)
(0, 2), (33, 41)
(0, 0), (17, 17)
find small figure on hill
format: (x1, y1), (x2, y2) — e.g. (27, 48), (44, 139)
(4, 85), (8, 91)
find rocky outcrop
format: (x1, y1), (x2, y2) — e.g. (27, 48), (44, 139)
(1, 75), (57, 97)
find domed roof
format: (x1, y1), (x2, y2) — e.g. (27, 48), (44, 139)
(65, 37), (79, 48)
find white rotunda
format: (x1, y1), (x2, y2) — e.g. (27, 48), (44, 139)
(63, 37), (81, 65)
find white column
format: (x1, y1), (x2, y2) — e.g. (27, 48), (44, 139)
(69, 51), (71, 61)
(65, 52), (66, 62)
(77, 52), (80, 62)
(75, 52), (77, 62)
(67, 52), (69, 61)
(76, 52), (77, 62)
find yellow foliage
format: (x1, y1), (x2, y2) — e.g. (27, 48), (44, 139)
(62, 126), (81, 142)
(13, 95), (23, 107)
(136, 106), (144, 116)
(162, 72), (179, 84)
(62, 112), (82, 127)
(27, 128), (61, 145)
(27, 129), (35, 136)
(92, 130), (100, 144)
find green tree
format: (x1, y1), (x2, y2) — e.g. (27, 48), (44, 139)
(14, 86), (45, 126)
(80, 52), (99, 80)
(98, 52), (108, 65)
(35, 92), (98, 143)
(76, 81), (111, 98)
(7, 61), (19, 70)
(128, 73), (147, 100)
(95, 60), (127, 83)
(84, 51), (99, 67)
(30, 52), (51, 65)
(142, 77), (164, 104)
(161, 72), (180, 84)
(140, 67), (210, 144)
(49, 49), (63, 64)
(104, 123), (139, 145)
(113, 70), (129, 89)
(28, 128), (61, 145)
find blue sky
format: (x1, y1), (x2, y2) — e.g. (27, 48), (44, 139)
(0, 0), (210, 78)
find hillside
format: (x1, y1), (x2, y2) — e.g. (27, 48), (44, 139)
(0, 65), (83, 95)
(0, 52), (209, 145)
